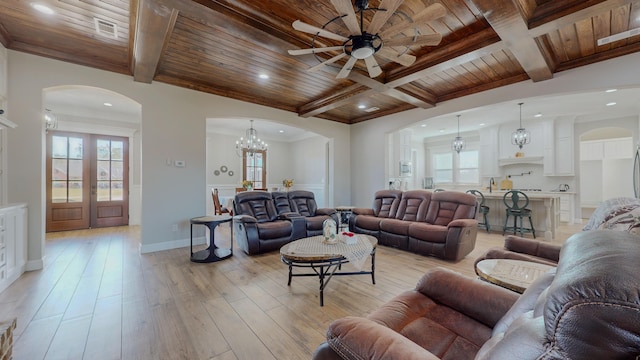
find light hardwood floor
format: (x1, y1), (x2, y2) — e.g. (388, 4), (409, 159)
(1, 223), (584, 360)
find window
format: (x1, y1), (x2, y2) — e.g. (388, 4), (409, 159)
(243, 149), (266, 189)
(432, 149), (479, 184)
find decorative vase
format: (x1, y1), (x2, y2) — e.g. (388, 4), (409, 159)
(322, 219), (337, 244)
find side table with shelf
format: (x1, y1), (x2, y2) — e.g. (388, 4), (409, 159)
(190, 215), (233, 263)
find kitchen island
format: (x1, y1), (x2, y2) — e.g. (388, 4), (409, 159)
(481, 191), (561, 241)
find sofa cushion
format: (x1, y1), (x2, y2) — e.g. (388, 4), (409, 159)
(426, 191), (477, 225)
(288, 190), (319, 216)
(408, 223), (448, 243)
(271, 191), (293, 214)
(395, 190), (431, 221)
(380, 218), (411, 236)
(354, 215), (382, 231)
(256, 220), (293, 239)
(235, 191), (279, 222)
(372, 190), (402, 218)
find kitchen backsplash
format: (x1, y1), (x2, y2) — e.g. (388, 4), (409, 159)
(482, 164), (575, 192)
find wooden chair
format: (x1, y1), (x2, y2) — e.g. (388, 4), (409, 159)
(212, 188), (231, 215)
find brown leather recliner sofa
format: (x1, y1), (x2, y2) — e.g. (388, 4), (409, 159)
(312, 230), (640, 359)
(474, 234), (561, 268)
(349, 189), (478, 261)
(233, 190), (338, 255)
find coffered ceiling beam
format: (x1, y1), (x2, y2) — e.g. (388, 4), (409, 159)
(0, 23), (11, 48)
(529, 0), (636, 37)
(132, 0), (178, 83)
(298, 84), (371, 118)
(473, 0), (553, 82)
(348, 73), (435, 108)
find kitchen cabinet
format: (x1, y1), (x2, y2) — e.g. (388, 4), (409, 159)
(393, 129), (413, 177)
(580, 140), (604, 160)
(544, 118), (574, 176)
(604, 138), (633, 159)
(0, 204), (27, 294)
(479, 126), (500, 177)
(559, 193), (575, 224)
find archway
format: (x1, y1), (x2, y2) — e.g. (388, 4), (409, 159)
(42, 86), (142, 231)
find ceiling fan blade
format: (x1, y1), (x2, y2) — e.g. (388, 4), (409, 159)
(367, 0), (403, 35)
(307, 53), (347, 72)
(288, 46), (345, 56)
(330, 0), (361, 35)
(377, 47), (416, 67)
(336, 56), (358, 79)
(384, 33), (442, 47)
(292, 20), (349, 42)
(364, 56), (383, 78)
(381, 3), (447, 37)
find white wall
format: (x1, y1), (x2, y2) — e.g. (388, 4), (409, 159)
(351, 52), (640, 207)
(7, 51), (350, 267)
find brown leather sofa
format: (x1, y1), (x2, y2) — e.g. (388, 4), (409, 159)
(474, 234), (561, 268)
(233, 190), (338, 255)
(349, 189), (478, 261)
(312, 230), (640, 359)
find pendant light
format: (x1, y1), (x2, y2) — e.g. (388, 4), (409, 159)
(451, 115), (465, 153)
(511, 102), (530, 149)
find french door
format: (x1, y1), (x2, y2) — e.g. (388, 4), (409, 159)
(46, 131), (129, 232)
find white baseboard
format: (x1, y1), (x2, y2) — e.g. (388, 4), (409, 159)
(25, 258), (44, 271)
(139, 236), (207, 254)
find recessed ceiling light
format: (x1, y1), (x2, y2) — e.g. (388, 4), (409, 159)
(534, 113), (542, 118)
(606, 102), (617, 106)
(605, 89), (618, 93)
(278, 130), (284, 133)
(420, 124), (427, 127)
(258, 74), (269, 79)
(103, 102), (113, 107)
(32, 3), (54, 14)
(439, 129), (445, 133)
(479, 123), (485, 126)
(358, 104), (366, 109)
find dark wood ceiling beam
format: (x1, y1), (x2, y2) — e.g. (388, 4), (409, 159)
(128, 0), (140, 74)
(0, 23), (12, 48)
(529, 0), (636, 37)
(132, 0), (178, 83)
(348, 73), (435, 108)
(298, 84), (369, 118)
(386, 41), (506, 87)
(473, 0), (553, 82)
(529, 0), (616, 29)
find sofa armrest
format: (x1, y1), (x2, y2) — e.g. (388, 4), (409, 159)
(233, 215), (259, 254)
(326, 316), (440, 360)
(416, 268), (519, 328)
(316, 208), (337, 216)
(504, 235), (561, 262)
(352, 208), (374, 216)
(447, 218), (478, 228)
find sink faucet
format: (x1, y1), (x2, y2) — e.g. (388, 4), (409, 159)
(489, 177), (495, 193)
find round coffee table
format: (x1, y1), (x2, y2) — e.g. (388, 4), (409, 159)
(475, 258), (555, 293)
(280, 234), (377, 306)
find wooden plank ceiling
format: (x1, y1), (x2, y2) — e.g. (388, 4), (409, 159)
(1, 0), (639, 124)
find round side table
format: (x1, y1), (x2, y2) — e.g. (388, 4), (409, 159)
(190, 215), (233, 263)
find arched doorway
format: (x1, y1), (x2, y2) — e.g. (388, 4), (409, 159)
(43, 85), (141, 231)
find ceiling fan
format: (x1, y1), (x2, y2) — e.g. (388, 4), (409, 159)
(288, 0), (447, 79)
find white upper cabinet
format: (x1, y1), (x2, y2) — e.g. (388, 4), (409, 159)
(553, 118), (575, 176)
(479, 127), (500, 177)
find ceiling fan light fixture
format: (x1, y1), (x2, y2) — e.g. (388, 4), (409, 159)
(350, 34), (381, 59)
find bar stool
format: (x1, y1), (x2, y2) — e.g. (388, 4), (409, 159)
(502, 190), (536, 238)
(466, 190), (490, 233)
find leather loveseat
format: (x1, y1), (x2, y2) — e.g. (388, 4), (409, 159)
(474, 234), (561, 267)
(233, 190), (338, 255)
(349, 189), (478, 261)
(313, 230), (640, 359)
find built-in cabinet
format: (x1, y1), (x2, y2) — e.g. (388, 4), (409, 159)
(580, 137), (634, 207)
(393, 129), (413, 177)
(559, 193), (575, 224)
(0, 204), (27, 294)
(543, 118), (574, 176)
(479, 126), (500, 177)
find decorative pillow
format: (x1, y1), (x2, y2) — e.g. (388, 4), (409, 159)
(597, 204), (640, 236)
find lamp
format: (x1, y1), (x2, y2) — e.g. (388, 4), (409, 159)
(512, 102), (530, 149)
(44, 109), (57, 129)
(451, 115), (465, 154)
(235, 120), (267, 157)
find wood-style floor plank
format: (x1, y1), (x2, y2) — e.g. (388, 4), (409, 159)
(0, 222), (583, 359)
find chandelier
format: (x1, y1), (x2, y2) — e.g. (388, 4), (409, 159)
(44, 109), (58, 129)
(235, 120), (267, 156)
(451, 115), (465, 154)
(512, 102), (530, 149)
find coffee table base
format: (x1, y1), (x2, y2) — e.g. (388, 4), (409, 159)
(281, 253), (376, 306)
